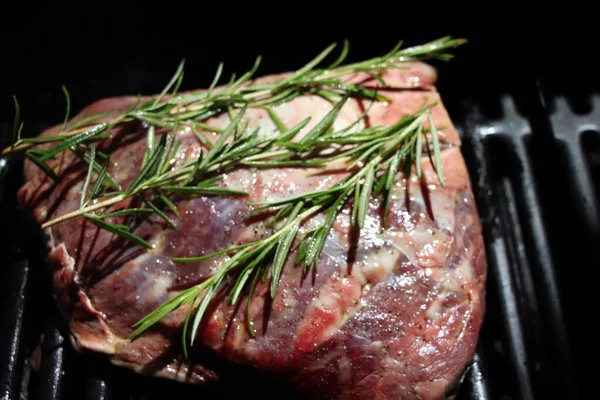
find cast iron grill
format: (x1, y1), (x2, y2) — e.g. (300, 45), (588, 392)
(1, 83), (597, 400)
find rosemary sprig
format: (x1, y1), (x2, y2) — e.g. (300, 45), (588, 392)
(40, 109), (330, 242)
(131, 104), (440, 354)
(3, 36), (464, 158)
(5, 36), (465, 354)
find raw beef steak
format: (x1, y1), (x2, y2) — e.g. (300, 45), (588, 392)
(18, 61), (486, 399)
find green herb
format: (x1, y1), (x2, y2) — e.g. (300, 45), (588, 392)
(12, 96), (23, 143)
(131, 104), (439, 349)
(61, 85), (71, 132)
(84, 214), (153, 249)
(4, 36), (465, 353)
(80, 144), (96, 208)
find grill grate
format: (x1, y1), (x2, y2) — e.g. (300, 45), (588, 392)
(1, 89), (596, 400)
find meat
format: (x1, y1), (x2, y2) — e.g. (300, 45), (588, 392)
(17, 61), (486, 399)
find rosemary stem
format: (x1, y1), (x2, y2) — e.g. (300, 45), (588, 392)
(243, 149), (291, 161)
(41, 194), (126, 229)
(3, 115), (135, 156)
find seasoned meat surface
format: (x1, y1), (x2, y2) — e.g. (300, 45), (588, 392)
(18, 62), (486, 399)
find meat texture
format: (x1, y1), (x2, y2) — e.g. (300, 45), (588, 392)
(18, 62), (486, 399)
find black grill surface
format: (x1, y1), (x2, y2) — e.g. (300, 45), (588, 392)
(1, 30), (597, 400)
